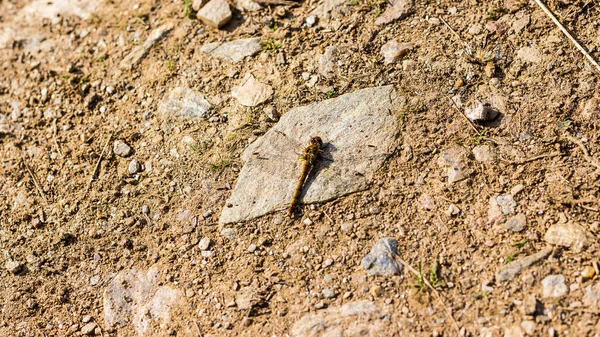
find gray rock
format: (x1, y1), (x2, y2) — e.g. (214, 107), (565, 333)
(235, 287), (254, 310)
(231, 74), (273, 107)
(495, 247), (552, 282)
(497, 195), (516, 215)
(544, 223), (591, 253)
(128, 159), (141, 175)
(472, 145), (495, 162)
(120, 23), (173, 69)
(221, 228), (238, 240)
(505, 213), (526, 232)
(5, 259), (24, 274)
(465, 102), (499, 122)
(512, 15), (530, 34)
(103, 267), (193, 335)
(113, 140), (132, 157)
(141, 205), (150, 214)
(583, 282), (600, 308)
(361, 237), (403, 276)
(318, 46), (339, 78)
(197, 0), (232, 28)
(375, 0), (413, 25)
(381, 39), (412, 65)
(291, 301), (383, 337)
(580, 97), (599, 120)
(193, 0), (207, 11)
(322, 288), (335, 298)
(542, 275), (568, 298)
(158, 87), (212, 118)
(199, 38), (261, 64)
(236, 0), (262, 11)
(309, 0), (346, 19)
(447, 161), (468, 184)
(219, 86), (400, 224)
(305, 16), (317, 27)
(517, 47), (542, 63)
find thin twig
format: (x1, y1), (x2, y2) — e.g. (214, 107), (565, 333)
(558, 306), (600, 314)
(444, 93), (480, 134)
(86, 133), (113, 193)
(533, 0), (600, 73)
(503, 151), (563, 165)
(394, 255), (461, 334)
(22, 158), (50, 206)
(253, 0), (298, 5)
(439, 17), (472, 54)
(53, 119), (64, 158)
(550, 197), (600, 212)
(564, 134), (600, 171)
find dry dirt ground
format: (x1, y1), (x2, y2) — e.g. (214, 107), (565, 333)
(3, 0), (600, 336)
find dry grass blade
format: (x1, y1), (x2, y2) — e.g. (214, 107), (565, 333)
(563, 134), (600, 171)
(503, 151), (563, 165)
(394, 254), (461, 334)
(558, 306), (600, 314)
(86, 133), (114, 194)
(22, 159), (50, 206)
(444, 93), (480, 134)
(253, 0), (298, 5)
(534, 0), (600, 73)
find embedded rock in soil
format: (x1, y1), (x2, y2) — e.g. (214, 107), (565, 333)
(542, 274), (568, 298)
(113, 140), (133, 157)
(119, 23), (174, 69)
(544, 223), (591, 253)
(103, 267), (193, 336)
(472, 145), (495, 162)
(219, 86), (401, 224)
(231, 74), (273, 107)
(583, 282), (600, 308)
(375, 0), (413, 25)
(290, 300), (384, 337)
(158, 87), (213, 118)
(465, 102), (499, 122)
(505, 213), (526, 232)
(516, 46), (542, 63)
(199, 38), (262, 64)
(381, 39), (412, 65)
(318, 46), (339, 78)
(495, 247), (552, 282)
(361, 237), (403, 276)
(309, 0), (347, 19)
(197, 0), (232, 28)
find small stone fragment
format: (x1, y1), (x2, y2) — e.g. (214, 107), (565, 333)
(504, 325), (524, 337)
(5, 260), (24, 275)
(322, 288), (335, 299)
(231, 74), (273, 107)
(119, 24), (174, 69)
(465, 102), (499, 122)
(544, 223), (591, 253)
(159, 87), (213, 118)
(381, 39), (412, 65)
(517, 46), (542, 63)
(291, 301), (382, 336)
(221, 228), (238, 240)
(522, 295), (538, 316)
(497, 195), (516, 215)
(583, 282), (600, 308)
(495, 247), (552, 282)
(581, 266), (596, 280)
(445, 204), (460, 216)
(542, 274), (568, 298)
(198, 237), (212, 250)
(447, 161), (468, 183)
(128, 159), (141, 175)
(236, 0), (262, 11)
(361, 237), (403, 276)
(113, 140), (132, 157)
(472, 145), (495, 162)
(197, 0), (232, 28)
(305, 16), (317, 27)
(505, 213), (526, 232)
(318, 46), (339, 78)
(520, 321), (536, 336)
(580, 97), (599, 120)
(193, 0), (207, 10)
(418, 194), (436, 210)
(376, 0), (413, 25)
(80, 322), (97, 335)
(199, 38), (261, 64)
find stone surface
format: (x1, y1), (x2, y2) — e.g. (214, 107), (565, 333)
(219, 86), (400, 224)
(497, 195), (516, 215)
(495, 247), (552, 282)
(80, 322), (97, 335)
(309, 0), (347, 19)
(193, 0), (207, 11)
(103, 267), (193, 336)
(542, 274), (568, 298)
(381, 39), (412, 65)
(472, 145), (495, 162)
(120, 23), (173, 69)
(197, 0), (232, 28)
(237, 0), (263, 11)
(5, 259), (24, 274)
(128, 159), (141, 175)
(544, 223), (591, 253)
(361, 237), (403, 276)
(465, 102), (499, 122)
(199, 38), (261, 64)
(504, 325), (524, 337)
(290, 301), (384, 337)
(517, 47), (542, 63)
(158, 87), (213, 118)
(505, 213), (526, 232)
(376, 0), (413, 25)
(520, 320), (535, 335)
(113, 140), (133, 157)
(583, 282), (600, 308)
(231, 74), (273, 107)
(318, 46), (339, 77)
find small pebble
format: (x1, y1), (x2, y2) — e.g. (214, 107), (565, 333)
(505, 213), (526, 232)
(141, 205), (150, 214)
(248, 244), (257, 253)
(128, 159), (141, 175)
(542, 274), (568, 298)
(314, 301), (326, 309)
(305, 16), (317, 27)
(5, 260), (24, 274)
(198, 237), (212, 250)
(581, 266), (596, 279)
(303, 218), (313, 226)
(465, 102), (499, 122)
(80, 322), (97, 336)
(322, 288), (335, 298)
(113, 140), (133, 157)
(82, 315), (92, 323)
(521, 320), (536, 335)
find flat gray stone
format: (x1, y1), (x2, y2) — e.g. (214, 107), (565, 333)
(544, 223), (591, 253)
(583, 282), (600, 308)
(505, 213), (526, 232)
(309, 0), (347, 19)
(219, 86), (400, 224)
(290, 300), (383, 337)
(495, 247), (552, 282)
(231, 74), (273, 107)
(375, 0), (413, 26)
(120, 23), (173, 69)
(199, 38), (261, 64)
(158, 87), (212, 118)
(197, 0), (232, 28)
(103, 267), (193, 336)
(516, 46), (542, 64)
(361, 237), (403, 276)
(542, 274), (568, 298)
(381, 39), (412, 65)
(113, 140), (133, 157)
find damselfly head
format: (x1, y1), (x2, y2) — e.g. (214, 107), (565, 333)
(310, 136), (323, 147)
